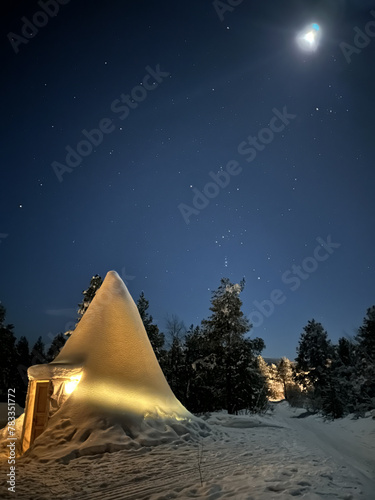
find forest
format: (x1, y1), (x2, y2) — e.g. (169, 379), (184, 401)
(1, 275), (374, 420)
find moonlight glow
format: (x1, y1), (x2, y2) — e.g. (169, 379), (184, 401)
(297, 23), (321, 52)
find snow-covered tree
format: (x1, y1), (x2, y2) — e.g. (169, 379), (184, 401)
(295, 319), (333, 391)
(318, 337), (357, 418)
(77, 274), (103, 323)
(201, 278), (266, 414)
(182, 325), (218, 413)
(356, 305), (375, 357)
(277, 357), (295, 400)
(321, 378), (345, 418)
(355, 305), (375, 403)
(321, 307), (375, 418)
(0, 304), (17, 401)
(257, 355), (269, 378)
(232, 336), (268, 413)
(257, 356), (274, 397)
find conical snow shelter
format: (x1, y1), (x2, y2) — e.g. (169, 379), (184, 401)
(52, 270), (190, 416)
(21, 271), (208, 461)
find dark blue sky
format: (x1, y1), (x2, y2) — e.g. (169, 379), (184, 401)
(1, 0), (374, 359)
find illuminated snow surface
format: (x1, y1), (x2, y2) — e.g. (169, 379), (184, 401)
(1, 403), (374, 499)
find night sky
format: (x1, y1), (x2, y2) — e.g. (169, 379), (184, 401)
(1, 0), (374, 359)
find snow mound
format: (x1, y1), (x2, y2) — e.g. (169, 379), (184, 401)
(21, 271), (214, 463)
(51, 271), (191, 418)
(22, 395), (213, 464)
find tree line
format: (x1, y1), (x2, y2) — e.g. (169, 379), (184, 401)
(292, 314), (375, 418)
(0, 276), (268, 413)
(1, 275), (374, 420)
(0, 303), (66, 405)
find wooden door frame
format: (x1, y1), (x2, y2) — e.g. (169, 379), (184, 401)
(21, 379), (51, 453)
(30, 380), (51, 445)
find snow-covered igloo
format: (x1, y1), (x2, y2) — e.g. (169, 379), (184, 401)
(21, 271), (209, 461)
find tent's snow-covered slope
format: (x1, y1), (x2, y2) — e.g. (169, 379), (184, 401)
(52, 270), (189, 417)
(25, 271), (213, 462)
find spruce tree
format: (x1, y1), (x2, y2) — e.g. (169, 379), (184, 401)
(164, 335), (186, 404)
(184, 325), (217, 413)
(355, 306), (375, 408)
(321, 378), (345, 419)
(0, 304), (17, 401)
(356, 305), (375, 358)
(295, 319), (333, 409)
(15, 336), (31, 405)
(46, 333), (67, 362)
(30, 336), (46, 365)
(277, 357), (294, 400)
(77, 274), (103, 323)
(231, 343), (268, 413)
(201, 278), (265, 414)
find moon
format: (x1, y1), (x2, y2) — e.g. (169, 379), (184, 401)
(296, 23), (321, 52)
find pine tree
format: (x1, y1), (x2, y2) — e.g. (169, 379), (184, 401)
(201, 278), (265, 414)
(356, 306), (375, 358)
(183, 325), (217, 413)
(231, 344), (268, 413)
(257, 356), (275, 398)
(277, 357), (294, 400)
(15, 336), (31, 405)
(30, 336), (46, 365)
(295, 319), (334, 409)
(136, 291), (165, 360)
(46, 333), (67, 362)
(321, 377), (345, 419)
(164, 335), (186, 404)
(354, 306), (375, 409)
(257, 356), (270, 379)
(77, 274), (103, 323)
(0, 304), (17, 401)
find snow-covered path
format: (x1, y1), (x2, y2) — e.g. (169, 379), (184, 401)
(274, 403), (375, 496)
(1, 403), (374, 499)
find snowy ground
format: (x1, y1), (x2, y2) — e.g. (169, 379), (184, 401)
(1, 402), (374, 499)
